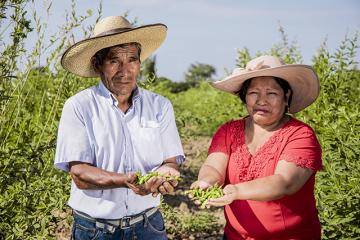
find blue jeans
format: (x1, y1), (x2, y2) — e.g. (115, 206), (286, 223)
(71, 209), (167, 240)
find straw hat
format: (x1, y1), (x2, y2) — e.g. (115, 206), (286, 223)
(61, 16), (167, 77)
(211, 55), (320, 113)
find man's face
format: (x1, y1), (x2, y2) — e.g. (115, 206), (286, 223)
(97, 44), (140, 96)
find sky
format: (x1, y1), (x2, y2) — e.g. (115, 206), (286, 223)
(27, 0), (360, 81)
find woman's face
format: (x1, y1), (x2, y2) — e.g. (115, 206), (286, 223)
(245, 76), (289, 126)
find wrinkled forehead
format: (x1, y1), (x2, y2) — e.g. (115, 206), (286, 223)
(107, 44), (140, 57)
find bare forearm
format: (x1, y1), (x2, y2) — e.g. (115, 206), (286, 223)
(234, 174), (289, 201)
(198, 164), (225, 186)
(70, 163), (129, 190)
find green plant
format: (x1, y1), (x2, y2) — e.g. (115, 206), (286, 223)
(0, 1), (99, 239)
(161, 202), (221, 239)
(308, 33), (360, 239)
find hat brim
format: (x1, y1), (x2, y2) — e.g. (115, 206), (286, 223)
(211, 65), (320, 113)
(61, 24), (167, 77)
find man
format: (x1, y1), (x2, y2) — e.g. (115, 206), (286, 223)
(54, 16), (184, 240)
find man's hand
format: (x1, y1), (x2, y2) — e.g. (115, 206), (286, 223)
(128, 157), (181, 197)
(152, 164), (180, 197)
(123, 173), (137, 186)
(156, 164), (180, 177)
(126, 176), (164, 196)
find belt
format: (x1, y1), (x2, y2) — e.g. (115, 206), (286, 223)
(73, 207), (158, 231)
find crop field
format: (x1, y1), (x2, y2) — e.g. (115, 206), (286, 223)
(0, 1), (359, 239)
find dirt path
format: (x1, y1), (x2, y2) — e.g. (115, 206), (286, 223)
(163, 136), (226, 239)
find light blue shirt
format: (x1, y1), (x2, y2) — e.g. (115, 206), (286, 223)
(54, 81), (184, 219)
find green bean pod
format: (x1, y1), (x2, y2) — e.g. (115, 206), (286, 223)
(185, 185), (224, 208)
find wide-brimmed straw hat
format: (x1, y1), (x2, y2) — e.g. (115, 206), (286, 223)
(211, 55), (320, 113)
(61, 16), (167, 77)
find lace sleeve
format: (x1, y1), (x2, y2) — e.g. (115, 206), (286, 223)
(279, 126), (322, 171)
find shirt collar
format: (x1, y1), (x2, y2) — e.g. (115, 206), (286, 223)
(97, 81), (141, 106)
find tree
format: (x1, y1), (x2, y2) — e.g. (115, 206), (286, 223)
(185, 62), (216, 87)
(0, 0), (33, 102)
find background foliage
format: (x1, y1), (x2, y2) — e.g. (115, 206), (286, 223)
(0, 0), (359, 239)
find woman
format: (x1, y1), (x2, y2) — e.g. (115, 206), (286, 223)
(191, 55), (322, 240)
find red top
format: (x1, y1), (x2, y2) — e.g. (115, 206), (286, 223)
(208, 118), (322, 240)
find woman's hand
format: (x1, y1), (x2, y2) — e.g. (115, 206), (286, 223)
(206, 184), (239, 207)
(188, 180), (213, 206)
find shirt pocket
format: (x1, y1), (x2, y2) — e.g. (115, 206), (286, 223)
(134, 121), (163, 168)
(141, 120), (160, 129)
(139, 121), (160, 141)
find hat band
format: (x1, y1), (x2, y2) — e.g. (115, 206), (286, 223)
(95, 27), (133, 37)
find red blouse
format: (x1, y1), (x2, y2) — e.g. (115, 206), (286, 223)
(208, 117), (322, 240)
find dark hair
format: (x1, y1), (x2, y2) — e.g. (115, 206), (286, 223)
(235, 77), (293, 113)
(92, 42), (142, 68)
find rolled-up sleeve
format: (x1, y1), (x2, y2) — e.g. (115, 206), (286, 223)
(159, 100), (185, 164)
(54, 98), (94, 171)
